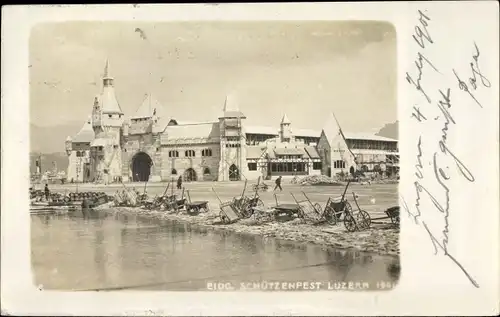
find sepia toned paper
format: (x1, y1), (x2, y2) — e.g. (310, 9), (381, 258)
(1, 2), (499, 316)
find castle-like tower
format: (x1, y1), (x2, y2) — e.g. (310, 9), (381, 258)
(280, 113), (294, 143)
(89, 60), (125, 184)
(65, 116), (94, 183)
(217, 94), (248, 181)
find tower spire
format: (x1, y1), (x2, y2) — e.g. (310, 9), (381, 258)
(281, 113), (291, 124)
(104, 58), (110, 78)
(103, 58), (114, 87)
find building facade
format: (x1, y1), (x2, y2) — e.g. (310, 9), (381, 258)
(65, 61), (399, 183)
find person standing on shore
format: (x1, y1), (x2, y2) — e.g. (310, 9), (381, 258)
(177, 175), (183, 190)
(44, 184), (50, 201)
(274, 175), (283, 191)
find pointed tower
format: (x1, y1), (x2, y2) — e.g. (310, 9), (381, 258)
(280, 113), (293, 142)
(89, 59), (124, 184)
(218, 93), (248, 181)
(316, 112), (356, 177)
(131, 93), (162, 123)
(93, 59), (124, 136)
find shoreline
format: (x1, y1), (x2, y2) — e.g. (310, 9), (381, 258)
(104, 204), (400, 257)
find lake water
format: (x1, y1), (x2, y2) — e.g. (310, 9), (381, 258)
(31, 210), (400, 291)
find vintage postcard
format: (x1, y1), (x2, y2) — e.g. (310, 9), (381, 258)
(1, 2), (499, 316)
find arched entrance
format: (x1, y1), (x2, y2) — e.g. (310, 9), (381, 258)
(132, 152), (153, 182)
(184, 168), (197, 182)
(229, 164), (240, 181)
(349, 166), (355, 175)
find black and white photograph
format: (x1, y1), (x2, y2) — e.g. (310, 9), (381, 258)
(29, 21), (400, 291)
(2, 3), (498, 316)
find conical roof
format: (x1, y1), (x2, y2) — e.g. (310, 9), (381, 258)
(99, 59), (123, 114)
(281, 113), (291, 124)
(219, 93), (245, 118)
(131, 94), (163, 119)
(103, 58), (112, 79)
(72, 116), (95, 143)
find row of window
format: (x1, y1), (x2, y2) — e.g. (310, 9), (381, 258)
(347, 140), (398, 151)
(277, 155), (302, 160)
(270, 162), (307, 173)
(247, 162), (322, 171)
(333, 160), (346, 169)
(170, 168), (211, 175)
(168, 149), (213, 158)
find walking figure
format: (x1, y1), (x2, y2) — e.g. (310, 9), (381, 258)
(44, 184), (50, 201)
(177, 175), (183, 189)
(274, 175), (283, 191)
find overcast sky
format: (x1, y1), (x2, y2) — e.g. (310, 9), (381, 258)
(30, 21), (396, 133)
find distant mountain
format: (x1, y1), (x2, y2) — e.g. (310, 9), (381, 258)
(29, 152), (69, 174)
(30, 122), (81, 153)
(376, 121), (398, 140)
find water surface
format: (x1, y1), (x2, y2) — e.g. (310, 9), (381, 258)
(31, 210), (400, 291)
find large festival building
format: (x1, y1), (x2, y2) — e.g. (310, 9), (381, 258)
(65, 61), (399, 183)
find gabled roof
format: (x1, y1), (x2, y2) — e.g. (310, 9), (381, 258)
(131, 94), (162, 119)
(281, 113), (291, 124)
(72, 117), (94, 143)
(152, 116), (172, 134)
(165, 122), (220, 140)
(219, 94), (246, 118)
(321, 112), (343, 147)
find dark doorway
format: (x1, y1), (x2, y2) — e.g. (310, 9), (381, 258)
(229, 164), (240, 181)
(184, 168), (197, 182)
(132, 152), (152, 182)
(349, 166), (355, 175)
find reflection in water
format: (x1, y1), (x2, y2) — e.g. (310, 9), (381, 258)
(94, 230), (106, 283)
(387, 261), (401, 280)
(31, 210), (400, 291)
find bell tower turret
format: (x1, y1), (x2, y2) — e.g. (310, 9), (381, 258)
(280, 113), (293, 142)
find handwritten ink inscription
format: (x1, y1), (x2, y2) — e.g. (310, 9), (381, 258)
(452, 43), (492, 108)
(403, 9), (492, 288)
